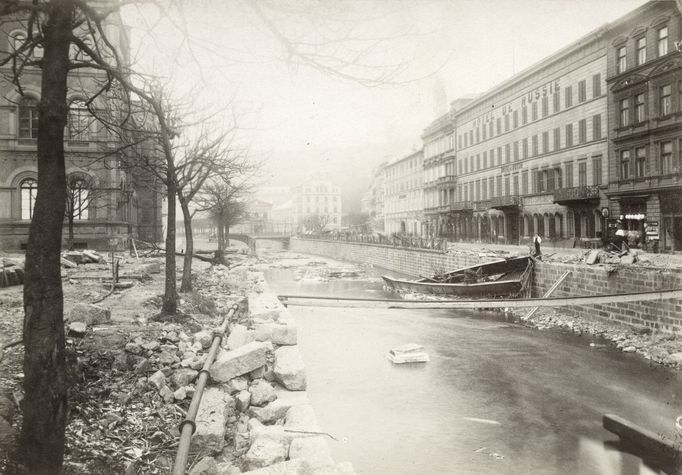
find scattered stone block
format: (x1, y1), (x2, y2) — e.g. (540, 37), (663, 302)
(669, 352), (682, 364)
(236, 390), (251, 412)
(226, 324), (255, 350)
(189, 456), (217, 475)
(273, 346), (306, 390)
(174, 387), (188, 400)
(133, 358), (152, 374)
(148, 370), (166, 390)
(285, 404), (319, 429)
(61, 257), (78, 268)
(142, 340), (160, 351)
(241, 459), (310, 475)
(209, 342), (268, 383)
(194, 330), (214, 349)
(248, 293), (283, 322)
(170, 368), (198, 388)
(160, 386), (174, 403)
(0, 396), (14, 423)
(243, 437), (286, 471)
(289, 436), (334, 469)
(191, 388), (232, 453)
(249, 380), (277, 407)
(144, 262), (161, 274)
(226, 376), (249, 394)
(585, 249), (600, 265)
(67, 321), (87, 337)
(69, 303), (111, 325)
(254, 322), (297, 346)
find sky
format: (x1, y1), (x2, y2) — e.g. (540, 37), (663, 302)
(123, 0), (649, 211)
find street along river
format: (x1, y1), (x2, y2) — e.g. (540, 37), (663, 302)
(262, 251), (681, 475)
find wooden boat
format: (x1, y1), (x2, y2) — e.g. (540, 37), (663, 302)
(388, 343), (430, 364)
(381, 256), (532, 298)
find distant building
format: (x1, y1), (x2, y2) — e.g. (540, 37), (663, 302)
(292, 179), (342, 232)
(0, 11), (162, 250)
(360, 162), (387, 232)
(383, 150), (424, 236)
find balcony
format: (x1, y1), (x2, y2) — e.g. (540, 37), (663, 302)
(473, 200), (491, 212)
(437, 175), (457, 185)
(449, 201), (473, 212)
(489, 195), (522, 210)
(553, 185), (600, 205)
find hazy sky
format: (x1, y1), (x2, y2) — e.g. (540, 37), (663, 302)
(124, 0), (649, 209)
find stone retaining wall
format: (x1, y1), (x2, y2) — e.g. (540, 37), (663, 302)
(290, 238), (682, 334)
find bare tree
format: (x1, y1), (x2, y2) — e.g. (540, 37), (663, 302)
(63, 173), (112, 250)
(197, 179), (251, 252)
(303, 213), (330, 233)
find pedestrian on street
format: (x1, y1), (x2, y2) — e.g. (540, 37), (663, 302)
(533, 233), (542, 258)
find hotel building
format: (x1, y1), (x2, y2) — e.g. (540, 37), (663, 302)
(383, 150), (424, 236)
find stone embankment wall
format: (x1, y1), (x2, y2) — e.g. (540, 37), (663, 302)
(290, 238), (682, 334)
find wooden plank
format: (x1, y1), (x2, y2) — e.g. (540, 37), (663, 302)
(278, 288), (682, 310)
(603, 414), (682, 474)
(523, 271), (571, 320)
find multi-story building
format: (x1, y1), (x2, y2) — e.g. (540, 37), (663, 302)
(605, 1), (682, 252)
(292, 178), (342, 232)
(0, 13), (162, 250)
(360, 162), (387, 232)
(421, 112), (456, 238)
(452, 23), (612, 246)
(383, 150), (424, 236)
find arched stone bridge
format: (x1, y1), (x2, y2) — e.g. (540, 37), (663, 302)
(227, 233), (291, 253)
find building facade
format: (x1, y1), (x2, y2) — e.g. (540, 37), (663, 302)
(360, 162), (387, 233)
(0, 13), (162, 250)
(452, 24), (611, 246)
(606, 1), (682, 252)
(383, 150), (424, 236)
(292, 179), (342, 232)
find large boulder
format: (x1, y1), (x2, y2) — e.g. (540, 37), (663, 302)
(249, 380), (277, 407)
(289, 436), (334, 469)
(191, 388), (233, 453)
(209, 342), (269, 383)
(69, 303), (111, 325)
(248, 294), (283, 322)
(273, 346), (306, 391)
(254, 322), (297, 346)
(225, 324), (255, 350)
(243, 437), (286, 471)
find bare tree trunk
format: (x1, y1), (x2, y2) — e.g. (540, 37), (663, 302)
(162, 176), (177, 314)
(20, 2), (73, 472)
(67, 216), (74, 251)
(217, 220), (225, 252)
(179, 197), (193, 292)
(226, 224), (230, 247)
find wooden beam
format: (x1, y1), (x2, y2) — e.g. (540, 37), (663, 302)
(523, 271), (571, 320)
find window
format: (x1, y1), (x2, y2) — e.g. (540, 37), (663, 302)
(496, 118), (501, 135)
(620, 150), (630, 179)
(69, 178), (90, 220)
(18, 97), (39, 139)
(482, 125), (487, 141)
(578, 162), (587, 187)
(617, 46), (627, 73)
(20, 178), (37, 220)
(513, 141), (519, 161)
(489, 149), (494, 167)
(660, 84), (671, 116)
(9, 30), (26, 53)
(635, 94), (645, 123)
(522, 171), (528, 195)
(497, 146), (502, 165)
(661, 141), (673, 174)
(565, 124), (573, 147)
(504, 114), (510, 132)
(532, 102), (538, 121)
(593, 114), (602, 140)
(496, 176), (502, 196)
(578, 119), (586, 144)
(532, 135), (538, 156)
(679, 81), (682, 113)
(538, 170), (546, 192)
(475, 128), (480, 143)
(542, 96), (548, 117)
(592, 74), (601, 98)
(488, 177), (494, 198)
(504, 176), (510, 196)
(68, 99), (91, 141)
(565, 162), (573, 187)
(636, 37), (646, 65)
(505, 144), (511, 163)
(658, 26), (668, 57)
(483, 151), (488, 169)
(565, 86), (573, 108)
(513, 175), (519, 195)
(553, 91), (560, 113)
(635, 147), (646, 178)
(619, 98), (629, 127)
(578, 80), (586, 103)
(555, 167), (563, 188)
(513, 110), (518, 128)
(542, 131), (549, 153)
(522, 138), (528, 159)
(522, 105), (528, 125)
(553, 127), (561, 150)
(531, 170), (537, 193)
(593, 156), (602, 185)
(476, 154), (480, 170)
(489, 121), (494, 138)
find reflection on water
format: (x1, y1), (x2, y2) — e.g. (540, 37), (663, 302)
(264, 262), (682, 475)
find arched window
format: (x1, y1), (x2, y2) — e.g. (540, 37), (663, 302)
(68, 99), (90, 140)
(20, 178), (37, 220)
(68, 177), (90, 220)
(19, 97), (39, 139)
(9, 31), (26, 53)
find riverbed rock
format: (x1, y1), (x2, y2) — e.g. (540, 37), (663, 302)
(160, 385), (174, 403)
(249, 380), (277, 407)
(188, 456), (217, 475)
(69, 303), (111, 325)
(226, 324), (255, 350)
(243, 437), (286, 471)
(236, 390), (251, 412)
(226, 376), (249, 394)
(209, 342), (269, 383)
(0, 396), (14, 423)
(289, 436), (334, 468)
(148, 370), (167, 390)
(248, 293), (283, 322)
(67, 321), (87, 337)
(170, 368), (198, 388)
(191, 388), (232, 453)
(273, 346), (306, 390)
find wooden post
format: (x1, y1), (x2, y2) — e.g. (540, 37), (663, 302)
(523, 270), (571, 320)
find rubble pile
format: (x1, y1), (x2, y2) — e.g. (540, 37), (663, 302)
(0, 258), (24, 288)
(61, 250), (107, 268)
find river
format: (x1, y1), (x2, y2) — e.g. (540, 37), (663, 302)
(262, 249), (681, 475)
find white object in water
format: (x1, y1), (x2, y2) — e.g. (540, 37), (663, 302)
(388, 343), (430, 364)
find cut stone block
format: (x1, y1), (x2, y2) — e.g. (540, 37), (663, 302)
(243, 437), (286, 471)
(273, 346), (306, 390)
(248, 293), (284, 322)
(209, 342), (269, 383)
(284, 404), (319, 431)
(69, 303), (111, 325)
(254, 322), (297, 346)
(226, 324), (256, 350)
(241, 459), (309, 475)
(289, 436), (334, 469)
(248, 390), (309, 424)
(191, 388), (231, 453)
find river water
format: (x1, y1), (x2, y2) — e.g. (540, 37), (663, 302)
(262, 250), (682, 475)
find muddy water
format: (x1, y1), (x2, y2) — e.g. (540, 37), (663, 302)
(263, 253), (682, 475)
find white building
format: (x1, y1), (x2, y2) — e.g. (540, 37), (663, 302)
(383, 150), (424, 236)
(292, 179), (342, 232)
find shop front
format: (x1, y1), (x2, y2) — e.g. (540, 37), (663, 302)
(617, 197), (648, 250)
(660, 192), (682, 253)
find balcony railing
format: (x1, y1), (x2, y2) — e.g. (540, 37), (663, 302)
(437, 175), (457, 184)
(489, 195), (522, 209)
(473, 200), (491, 211)
(449, 201), (473, 211)
(553, 185), (600, 203)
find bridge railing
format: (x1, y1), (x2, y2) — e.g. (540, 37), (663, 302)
(299, 233), (447, 252)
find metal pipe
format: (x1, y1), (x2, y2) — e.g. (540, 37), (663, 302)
(172, 303), (240, 475)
